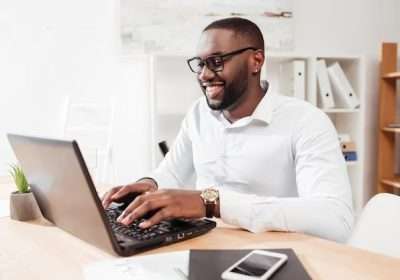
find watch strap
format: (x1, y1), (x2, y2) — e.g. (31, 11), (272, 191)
(205, 201), (215, 218)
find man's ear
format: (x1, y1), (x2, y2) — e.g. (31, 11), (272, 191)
(251, 50), (265, 74)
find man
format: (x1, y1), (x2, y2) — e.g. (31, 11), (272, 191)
(102, 17), (354, 242)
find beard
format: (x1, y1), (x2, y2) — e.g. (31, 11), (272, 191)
(200, 68), (249, 111)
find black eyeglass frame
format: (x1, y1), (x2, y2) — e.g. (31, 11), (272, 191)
(187, 47), (260, 74)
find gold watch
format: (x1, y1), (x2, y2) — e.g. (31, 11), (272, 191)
(200, 188), (219, 218)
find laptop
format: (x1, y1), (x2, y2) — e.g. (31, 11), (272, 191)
(7, 134), (216, 256)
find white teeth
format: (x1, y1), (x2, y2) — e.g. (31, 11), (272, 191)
(202, 82), (224, 87)
(206, 85), (223, 98)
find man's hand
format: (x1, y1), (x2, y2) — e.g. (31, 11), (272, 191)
(116, 189), (206, 229)
(101, 178), (157, 209)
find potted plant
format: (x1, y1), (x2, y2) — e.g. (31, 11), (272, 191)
(9, 164), (41, 221)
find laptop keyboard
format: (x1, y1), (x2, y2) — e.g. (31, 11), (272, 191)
(105, 207), (189, 241)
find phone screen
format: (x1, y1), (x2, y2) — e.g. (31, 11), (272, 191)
(229, 253), (281, 277)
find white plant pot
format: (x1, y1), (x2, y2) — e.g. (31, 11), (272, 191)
(10, 191), (42, 221)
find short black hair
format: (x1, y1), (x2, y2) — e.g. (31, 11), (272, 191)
(203, 17), (264, 50)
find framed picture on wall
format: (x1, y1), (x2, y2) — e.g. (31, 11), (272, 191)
(120, 0), (294, 55)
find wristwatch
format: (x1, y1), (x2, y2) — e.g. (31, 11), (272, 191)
(200, 187), (219, 218)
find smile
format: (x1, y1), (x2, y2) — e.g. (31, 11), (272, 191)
(202, 82), (225, 99)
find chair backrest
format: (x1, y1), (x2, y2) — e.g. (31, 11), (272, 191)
(347, 193), (400, 258)
(62, 96), (115, 184)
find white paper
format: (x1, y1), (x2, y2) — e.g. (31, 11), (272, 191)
(84, 250), (189, 280)
(0, 199), (10, 218)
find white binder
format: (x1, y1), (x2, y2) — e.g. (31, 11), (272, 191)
(279, 60), (305, 100)
(327, 62), (360, 109)
(316, 59), (335, 109)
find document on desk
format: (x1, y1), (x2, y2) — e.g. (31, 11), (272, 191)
(84, 250), (189, 280)
(0, 199), (10, 217)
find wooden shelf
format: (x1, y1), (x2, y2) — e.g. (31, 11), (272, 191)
(382, 72), (400, 79)
(377, 43), (399, 194)
(381, 179), (400, 189)
(382, 127), (400, 133)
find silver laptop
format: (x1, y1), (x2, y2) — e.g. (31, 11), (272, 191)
(7, 134), (216, 256)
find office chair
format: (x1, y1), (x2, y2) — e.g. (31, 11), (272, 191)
(347, 193), (400, 258)
(158, 140), (169, 157)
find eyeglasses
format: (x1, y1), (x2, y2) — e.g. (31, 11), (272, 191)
(187, 47), (259, 74)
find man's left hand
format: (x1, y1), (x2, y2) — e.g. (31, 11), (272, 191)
(116, 189), (206, 228)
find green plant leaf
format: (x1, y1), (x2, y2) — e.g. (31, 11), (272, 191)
(9, 164), (29, 193)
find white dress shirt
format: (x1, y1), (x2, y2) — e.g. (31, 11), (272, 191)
(149, 91), (354, 242)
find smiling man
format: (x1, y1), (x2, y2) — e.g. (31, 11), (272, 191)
(102, 17), (354, 242)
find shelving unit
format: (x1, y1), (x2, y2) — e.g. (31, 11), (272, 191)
(382, 127), (400, 133)
(322, 109), (360, 113)
(149, 52), (366, 213)
(382, 72), (400, 79)
(377, 42), (400, 195)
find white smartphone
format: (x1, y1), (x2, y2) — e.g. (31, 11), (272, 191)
(221, 250), (288, 280)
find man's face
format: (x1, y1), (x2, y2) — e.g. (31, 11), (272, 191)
(195, 29), (251, 111)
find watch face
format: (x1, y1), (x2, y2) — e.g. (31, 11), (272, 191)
(202, 189), (218, 202)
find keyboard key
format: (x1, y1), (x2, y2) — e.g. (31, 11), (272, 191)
(105, 208), (194, 242)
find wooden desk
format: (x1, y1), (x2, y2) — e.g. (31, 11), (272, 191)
(1, 179), (399, 280)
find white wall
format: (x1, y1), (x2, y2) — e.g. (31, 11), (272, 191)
(0, 1), (399, 197)
(0, 0), (152, 183)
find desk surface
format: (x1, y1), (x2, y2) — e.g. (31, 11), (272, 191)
(1, 178), (399, 280)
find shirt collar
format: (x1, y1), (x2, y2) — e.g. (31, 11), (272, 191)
(250, 91), (274, 125)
